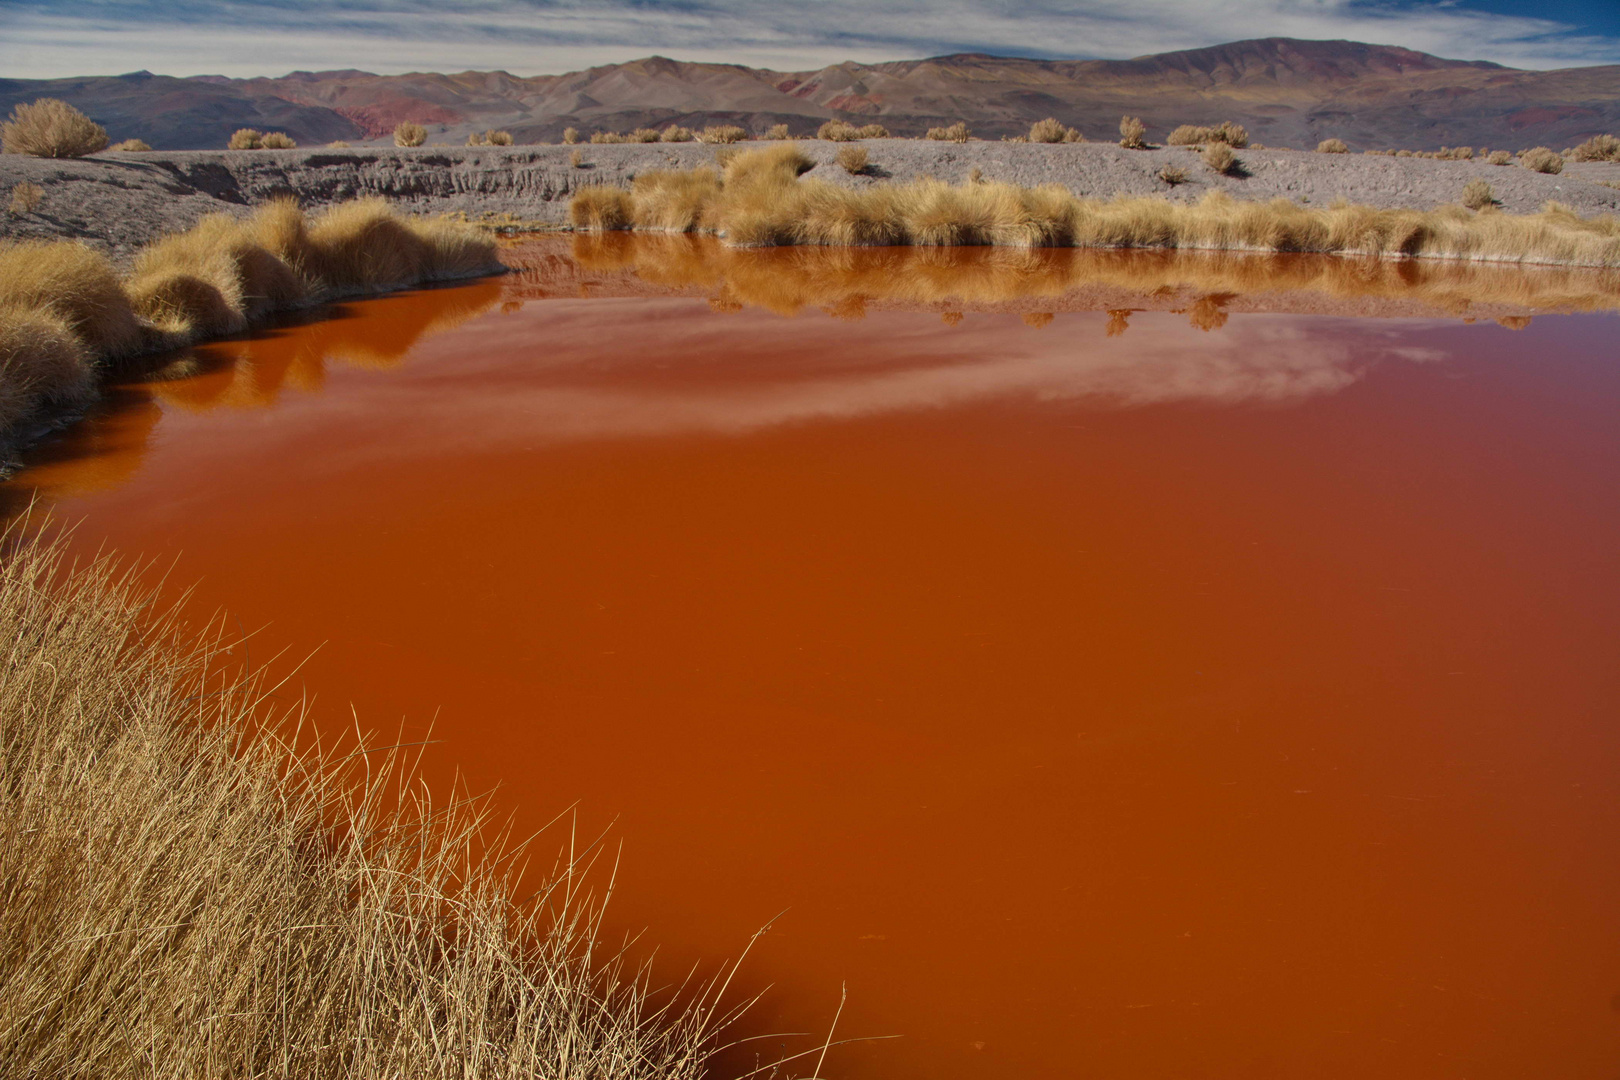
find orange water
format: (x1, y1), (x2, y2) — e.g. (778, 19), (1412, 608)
(8, 260), (1620, 1079)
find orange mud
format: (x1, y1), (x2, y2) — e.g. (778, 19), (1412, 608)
(7, 249), (1620, 1079)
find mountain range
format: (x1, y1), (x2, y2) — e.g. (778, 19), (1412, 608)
(3, 37), (1618, 152)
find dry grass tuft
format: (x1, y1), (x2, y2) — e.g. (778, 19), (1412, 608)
(1203, 143), (1239, 175)
(764, 123), (791, 140)
(856, 124), (889, 139)
(1570, 134), (1620, 162)
(1462, 179), (1495, 211)
(1488, 150), (1513, 165)
(259, 132), (296, 149)
(0, 304), (95, 431)
(0, 98), (109, 158)
(630, 127), (661, 143)
(818, 121), (860, 142)
(571, 186), (634, 231)
(699, 125), (747, 144)
(228, 128), (263, 150)
(109, 138), (151, 152)
(632, 169), (721, 231)
(926, 122), (971, 143)
(1030, 118), (1082, 144)
(1158, 164), (1188, 186)
(1119, 116), (1148, 149)
(0, 526), (730, 1080)
(837, 145), (870, 175)
(8, 182), (43, 216)
(570, 148), (585, 168)
(1520, 147), (1563, 174)
(0, 240), (143, 358)
(394, 121), (427, 147)
(1317, 138), (1349, 154)
(562, 127), (580, 144)
(1167, 121), (1248, 149)
(661, 125), (695, 143)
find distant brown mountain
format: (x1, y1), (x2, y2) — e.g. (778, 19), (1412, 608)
(4, 38), (1618, 152)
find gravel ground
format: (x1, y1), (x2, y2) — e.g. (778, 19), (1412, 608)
(3, 141), (1619, 261)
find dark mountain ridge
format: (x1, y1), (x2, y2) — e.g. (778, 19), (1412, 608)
(2, 37), (1616, 152)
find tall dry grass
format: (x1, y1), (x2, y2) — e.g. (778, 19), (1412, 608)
(394, 121), (427, 147)
(1570, 134), (1620, 162)
(0, 200), (500, 445)
(0, 524), (734, 1079)
(0, 98), (108, 158)
(573, 147), (1620, 269)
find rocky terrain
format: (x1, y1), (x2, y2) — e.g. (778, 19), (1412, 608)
(2, 38), (1617, 153)
(3, 141), (1618, 262)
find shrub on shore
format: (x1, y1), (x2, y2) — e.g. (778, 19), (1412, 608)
(0, 305), (94, 432)
(1570, 134), (1620, 162)
(109, 138), (152, 152)
(1462, 179), (1496, 211)
(837, 145), (870, 174)
(1119, 116), (1148, 149)
(0, 527), (725, 1080)
(1030, 118), (1082, 143)
(571, 185), (634, 230)
(0, 201), (499, 443)
(926, 122), (971, 143)
(0, 99), (109, 158)
(394, 121), (427, 147)
(1520, 147), (1563, 174)
(1317, 138), (1349, 154)
(1203, 143), (1239, 175)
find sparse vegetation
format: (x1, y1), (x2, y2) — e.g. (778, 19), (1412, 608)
(570, 148), (585, 168)
(468, 130), (513, 146)
(818, 120), (859, 142)
(109, 138), (152, 152)
(570, 185), (635, 231)
(1203, 143), (1239, 175)
(1119, 116), (1148, 149)
(765, 124), (791, 140)
(926, 122), (971, 143)
(630, 127), (661, 143)
(1317, 138), (1349, 154)
(1166, 121), (1247, 148)
(563, 127), (580, 144)
(630, 168), (721, 231)
(698, 125), (747, 144)
(1570, 134), (1620, 162)
(1488, 150), (1513, 165)
(0, 98), (109, 158)
(394, 121), (427, 147)
(328, 140), (351, 148)
(8, 181), (43, 216)
(661, 125), (695, 143)
(856, 123), (889, 139)
(229, 128), (264, 150)
(837, 145), (870, 174)
(1030, 118), (1082, 143)
(260, 132), (297, 149)
(1462, 179), (1496, 211)
(1158, 164), (1188, 186)
(1521, 147), (1563, 174)
(0, 526), (730, 1080)
(0, 201), (499, 443)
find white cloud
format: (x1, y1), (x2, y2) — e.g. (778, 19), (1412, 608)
(0, 0), (1615, 78)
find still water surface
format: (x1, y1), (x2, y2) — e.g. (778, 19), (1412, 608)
(8, 244), (1620, 1078)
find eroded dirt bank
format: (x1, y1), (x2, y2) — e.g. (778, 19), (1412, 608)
(4, 142), (1619, 260)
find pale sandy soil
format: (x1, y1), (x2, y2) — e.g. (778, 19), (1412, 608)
(3, 142), (1619, 261)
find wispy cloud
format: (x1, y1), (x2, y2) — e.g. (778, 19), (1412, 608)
(2, 0), (1616, 78)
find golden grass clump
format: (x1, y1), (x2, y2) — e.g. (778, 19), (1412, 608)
(1521, 147), (1563, 174)
(837, 145), (870, 175)
(1317, 138), (1349, 154)
(8, 181), (43, 216)
(590, 131), (626, 144)
(1462, 179), (1495, 211)
(394, 121), (427, 147)
(630, 127), (661, 143)
(856, 123), (889, 139)
(228, 128), (263, 150)
(699, 125), (747, 144)
(926, 121), (971, 143)
(1119, 116), (1148, 149)
(0, 98), (109, 158)
(765, 123), (791, 140)
(1203, 142), (1239, 175)
(661, 124), (695, 143)
(0, 240), (143, 358)
(571, 185), (634, 231)
(1158, 164), (1188, 186)
(570, 148), (585, 168)
(562, 126), (580, 144)
(631, 169), (721, 231)
(0, 304), (94, 431)
(1030, 118), (1082, 143)
(260, 131), (297, 149)
(0, 526), (727, 1080)
(1437, 145), (1474, 160)
(126, 210), (312, 337)
(109, 138), (151, 152)
(1167, 121), (1247, 148)
(818, 120), (859, 142)
(1488, 150), (1513, 165)
(1570, 134), (1620, 162)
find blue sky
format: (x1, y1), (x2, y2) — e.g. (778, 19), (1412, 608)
(3, 0), (1618, 79)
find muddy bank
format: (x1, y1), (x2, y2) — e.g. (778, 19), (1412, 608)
(4, 142), (1619, 261)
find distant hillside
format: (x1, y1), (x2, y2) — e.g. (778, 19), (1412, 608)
(4, 38), (1618, 152)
